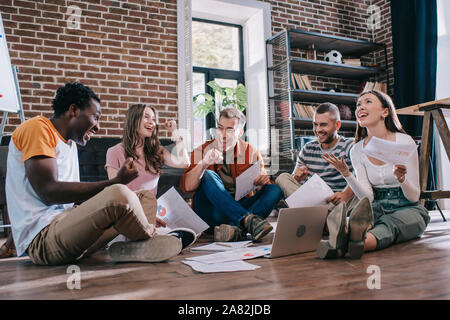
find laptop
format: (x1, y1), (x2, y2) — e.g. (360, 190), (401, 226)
(265, 205), (328, 259)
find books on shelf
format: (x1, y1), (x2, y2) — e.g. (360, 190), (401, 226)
(293, 103), (316, 119)
(342, 58), (361, 66)
(301, 75), (313, 90)
(291, 74), (313, 90)
(361, 81), (387, 93)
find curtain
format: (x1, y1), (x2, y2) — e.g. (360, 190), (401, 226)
(391, 0), (438, 203)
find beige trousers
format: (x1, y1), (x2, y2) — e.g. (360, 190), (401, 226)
(275, 172), (358, 213)
(27, 184), (157, 265)
(275, 172), (302, 199)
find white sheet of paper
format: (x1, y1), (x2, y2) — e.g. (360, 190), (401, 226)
(190, 240), (253, 252)
(185, 245), (272, 264)
(157, 187), (209, 235)
(363, 136), (417, 165)
(285, 174), (334, 208)
(182, 260), (261, 273)
(235, 160), (261, 201)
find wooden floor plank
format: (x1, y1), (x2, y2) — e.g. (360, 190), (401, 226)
(1, 210), (450, 300)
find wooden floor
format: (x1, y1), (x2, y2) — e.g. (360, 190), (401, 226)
(1, 210), (450, 300)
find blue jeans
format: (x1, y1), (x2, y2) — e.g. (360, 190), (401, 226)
(193, 170), (282, 227)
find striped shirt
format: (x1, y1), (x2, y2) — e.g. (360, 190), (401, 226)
(294, 135), (354, 192)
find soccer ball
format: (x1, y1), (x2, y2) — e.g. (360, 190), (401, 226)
(325, 50), (342, 64)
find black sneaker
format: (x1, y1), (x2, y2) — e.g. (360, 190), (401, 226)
(168, 227), (197, 250)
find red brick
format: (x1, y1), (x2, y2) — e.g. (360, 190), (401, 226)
(0, 0), (393, 137)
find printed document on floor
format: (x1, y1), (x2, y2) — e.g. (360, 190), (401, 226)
(186, 245), (272, 264)
(190, 240), (254, 252)
(182, 260), (261, 273)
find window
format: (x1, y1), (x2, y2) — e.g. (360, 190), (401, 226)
(192, 19), (244, 149)
(177, 0), (271, 154)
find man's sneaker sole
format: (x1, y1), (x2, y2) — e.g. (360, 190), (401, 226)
(108, 235), (181, 263)
(253, 224), (273, 241)
(214, 224), (246, 242)
(348, 197), (373, 260)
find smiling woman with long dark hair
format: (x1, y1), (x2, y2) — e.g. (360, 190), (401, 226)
(105, 104), (190, 194)
(317, 90), (430, 260)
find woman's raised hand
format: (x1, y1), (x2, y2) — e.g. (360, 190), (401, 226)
(164, 119), (178, 133)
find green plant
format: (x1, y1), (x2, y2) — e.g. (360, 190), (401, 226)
(193, 80), (247, 121)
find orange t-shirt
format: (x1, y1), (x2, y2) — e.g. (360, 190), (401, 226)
(12, 116), (67, 162)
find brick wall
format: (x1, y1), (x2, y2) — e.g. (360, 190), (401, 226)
(262, 0), (394, 137)
(0, 0), (177, 138)
(0, 0), (394, 138)
(372, 0), (394, 97)
(264, 0), (393, 93)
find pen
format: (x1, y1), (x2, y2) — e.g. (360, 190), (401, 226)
(215, 242), (254, 248)
(216, 242), (233, 247)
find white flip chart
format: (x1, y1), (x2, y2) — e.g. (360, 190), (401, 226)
(0, 14), (20, 113)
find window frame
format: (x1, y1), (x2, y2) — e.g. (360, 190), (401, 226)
(192, 18), (245, 140)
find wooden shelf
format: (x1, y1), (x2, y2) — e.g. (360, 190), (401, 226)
(293, 117), (357, 128)
(287, 29), (385, 56)
(292, 89), (358, 105)
(269, 90), (359, 106)
(290, 58), (381, 80)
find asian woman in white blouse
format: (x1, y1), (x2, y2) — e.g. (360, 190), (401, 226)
(317, 90), (430, 260)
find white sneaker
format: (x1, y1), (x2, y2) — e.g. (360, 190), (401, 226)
(108, 234), (182, 263)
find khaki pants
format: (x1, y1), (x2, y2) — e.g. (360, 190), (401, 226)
(275, 173), (301, 199)
(275, 172), (358, 213)
(27, 184), (157, 265)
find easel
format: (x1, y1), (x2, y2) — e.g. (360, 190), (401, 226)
(0, 65), (25, 232)
(397, 98), (450, 221)
(0, 65), (25, 145)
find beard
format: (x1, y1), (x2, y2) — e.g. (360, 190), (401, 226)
(316, 131), (335, 145)
(322, 133), (335, 144)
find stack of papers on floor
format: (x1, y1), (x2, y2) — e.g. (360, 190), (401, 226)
(182, 245), (272, 274)
(190, 240), (253, 252)
(182, 260), (261, 273)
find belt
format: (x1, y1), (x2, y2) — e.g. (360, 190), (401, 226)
(373, 187), (403, 201)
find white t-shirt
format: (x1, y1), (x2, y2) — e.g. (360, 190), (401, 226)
(345, 132), (420, 203)
(6, 116), (79, 256)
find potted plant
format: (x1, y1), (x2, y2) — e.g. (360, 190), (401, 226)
(193, 80), (247, 123)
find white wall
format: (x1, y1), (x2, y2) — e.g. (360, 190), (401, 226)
(436, 0), (450, 209)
